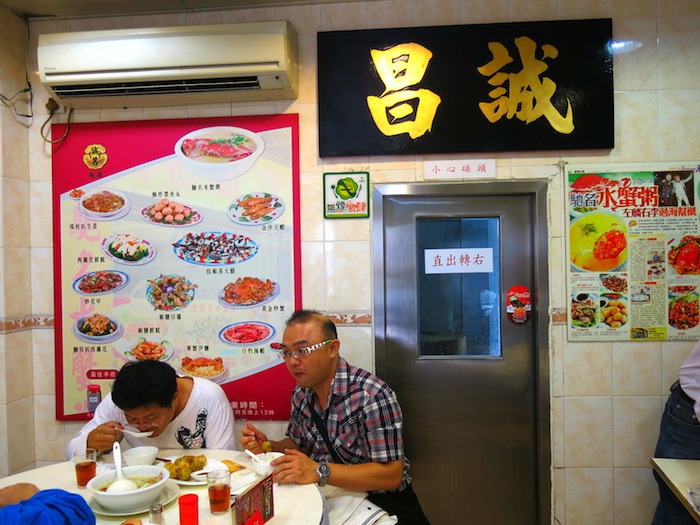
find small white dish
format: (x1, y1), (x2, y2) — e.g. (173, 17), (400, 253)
(123, 446), (159, 466)
(251, 452), (285, 477)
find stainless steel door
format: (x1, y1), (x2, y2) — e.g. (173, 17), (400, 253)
(373, 182), (550, 525)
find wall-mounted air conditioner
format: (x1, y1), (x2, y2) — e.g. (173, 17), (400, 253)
(37, 21), (298, 108)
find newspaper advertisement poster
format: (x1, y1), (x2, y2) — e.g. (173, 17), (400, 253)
(566, 162), (700, 341)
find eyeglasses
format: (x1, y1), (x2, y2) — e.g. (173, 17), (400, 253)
(278, 339), (334, 361)
(124, 409), (168, 431)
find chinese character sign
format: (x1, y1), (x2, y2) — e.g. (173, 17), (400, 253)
(318, 19), (613, 156)
(323, 172), (369, 218)
(566, 163), (700, 342)
(425, 248), (494, 274)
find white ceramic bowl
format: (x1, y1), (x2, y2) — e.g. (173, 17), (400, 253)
(252, 452), (285, 477)
(174, 126), (265, 181)
(87, 465), (170, 512)
(123, 446), (159, 466)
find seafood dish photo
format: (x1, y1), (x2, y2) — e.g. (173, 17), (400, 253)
(570, 294), (598, 328)
(174, 127), (265, 181)
(146, 274), (197, 311)
(219, 321), (275, 345)
(219, 276), (279, 308)
(180, 356), (226, 382)
(569, 210), (628, 272)
(180, 132), (257, 164)
(668, 288), (700, 330)
(228, 192), (285, 225)
(124, 338), (171, 361)
(73, 270), (129, 295)
(141, 197), (202, 226)
(668, 236), (700, 275)
(173, 232), (258, 266)
(102, 234), (156, 265)
(73, 313), (123, 343)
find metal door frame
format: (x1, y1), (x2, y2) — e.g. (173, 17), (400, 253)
(372, 180), (551, 523)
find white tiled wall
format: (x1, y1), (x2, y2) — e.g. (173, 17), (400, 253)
(2, 0), (700, 523)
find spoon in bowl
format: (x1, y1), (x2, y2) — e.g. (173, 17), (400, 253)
(106, 441), (138, 493)
(245, 449), (264, 463)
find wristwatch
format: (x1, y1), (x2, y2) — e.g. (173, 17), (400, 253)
(316, 462), (330, 487)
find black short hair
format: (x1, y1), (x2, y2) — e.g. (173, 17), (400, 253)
(286, 309), (337, 340)
(111, 360), (177, 410)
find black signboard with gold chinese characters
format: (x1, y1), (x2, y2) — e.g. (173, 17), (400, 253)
(318, 19), (613, 157)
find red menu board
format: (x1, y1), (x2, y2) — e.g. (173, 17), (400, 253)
(52, 114), (300, 420)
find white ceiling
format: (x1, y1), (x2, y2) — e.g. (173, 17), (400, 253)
(1, 0), (365, 19)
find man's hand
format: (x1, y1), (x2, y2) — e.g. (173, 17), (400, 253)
(240, 421), (268, 454)
(0, 483), (39, 507)
(269, 449), (321, 485)
(87, 421), (124, 451)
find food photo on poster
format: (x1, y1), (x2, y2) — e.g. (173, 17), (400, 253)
(51, 114), (300, 421)
(566, 162), (700, 342)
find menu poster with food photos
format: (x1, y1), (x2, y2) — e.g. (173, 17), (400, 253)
(566, 162), (700, 342)
(51, 114), (300, 420)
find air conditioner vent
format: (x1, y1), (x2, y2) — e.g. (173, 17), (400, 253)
(50, 77), (263, 99)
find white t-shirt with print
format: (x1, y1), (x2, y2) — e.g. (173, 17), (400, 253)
(66, 377), (236, 459)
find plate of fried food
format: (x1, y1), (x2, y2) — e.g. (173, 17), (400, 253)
(141, 197), (202, 227)
(162, 455), (246, 485)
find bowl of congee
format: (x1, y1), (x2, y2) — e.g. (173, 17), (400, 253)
(86, 464), (170, 512)
(175, 126), (265, 181)
(569, 209), (629, 272)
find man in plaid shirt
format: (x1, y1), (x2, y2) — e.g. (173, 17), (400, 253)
(241, 310), (430, 524)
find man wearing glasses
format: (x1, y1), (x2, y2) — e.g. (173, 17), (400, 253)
(66, 360), (236, 459)
(241, 310), (430, 525)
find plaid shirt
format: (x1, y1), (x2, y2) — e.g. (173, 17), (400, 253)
(286, 357), (411, 492)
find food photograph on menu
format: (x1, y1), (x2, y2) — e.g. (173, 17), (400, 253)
(51, 115), (300, 420)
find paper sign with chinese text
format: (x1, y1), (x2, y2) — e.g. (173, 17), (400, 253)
(319, 19), (613, 157)
(566, 162), (700, 342)
(425, 248), (494, 274)
(51, 114), (300, 420)
(424, 159), (496, 179)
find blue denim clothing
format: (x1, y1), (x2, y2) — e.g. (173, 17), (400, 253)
(652, 384), (700, 525)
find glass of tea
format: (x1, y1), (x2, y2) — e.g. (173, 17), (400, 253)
(206, 469), (231, 515)
(72, 448), (97, 487)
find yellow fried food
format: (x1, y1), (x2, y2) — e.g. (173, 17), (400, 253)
(165, 455), (208, 481)
(191, 455), (207, 471)
(262, 441), (273, 453)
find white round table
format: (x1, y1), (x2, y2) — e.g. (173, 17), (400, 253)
(0, 449), (324, 525)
